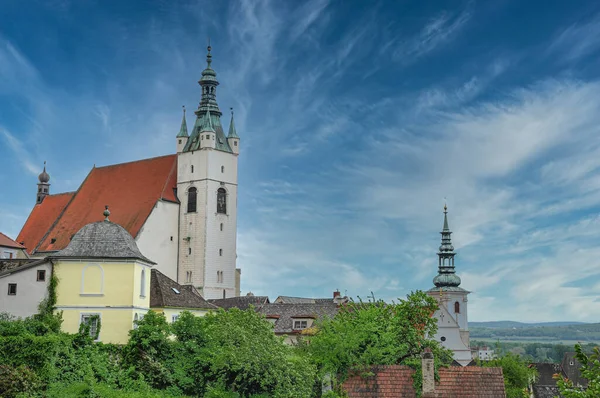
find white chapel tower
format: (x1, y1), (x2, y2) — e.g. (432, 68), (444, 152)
(426, 205), (473, 366)
(176, 45), (240, 300)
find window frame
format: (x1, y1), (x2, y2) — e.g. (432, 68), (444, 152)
(80, 313), (101, 341)
(293, 320), (308, 330)
(187, 187), (198, 213)
(7, 283), (17, 295)
(217, 188), (227, 214)
(37, 269), (46, 282)
(454, 301), (460, 314)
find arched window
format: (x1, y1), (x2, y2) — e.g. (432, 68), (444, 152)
(454, 301), (460, 314)
(188, 187), (197, 213)
(140, 269), (146, 297)
(217, 188), (227, 214)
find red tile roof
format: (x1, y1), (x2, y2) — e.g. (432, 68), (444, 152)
(17, 192), (75, 253)
(18, 154), (178, 254)
(343, 365), (506, 398)
(0, 232), (26, 249)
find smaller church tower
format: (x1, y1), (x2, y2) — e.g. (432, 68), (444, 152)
(227, 108), (240, 155)
(199, 109), (216, 149)
(176, 106), (189, 153)
(427, 205), (472, 366)
(36, 162), (50, 204)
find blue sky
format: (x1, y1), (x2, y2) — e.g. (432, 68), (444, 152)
(2, 0), (600, 322)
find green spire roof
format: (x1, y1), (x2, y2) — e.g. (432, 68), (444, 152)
(200, 109), (215, 132)
(176, 106), (189, 138)
(227, 108), (239, 139)
(432, 204), (463, 290)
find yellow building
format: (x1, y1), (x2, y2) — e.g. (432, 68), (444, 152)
(51, 208), (155, 344)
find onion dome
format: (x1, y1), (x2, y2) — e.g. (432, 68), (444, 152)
(38, 161), (50, 183)
(199, 45), (218, 84)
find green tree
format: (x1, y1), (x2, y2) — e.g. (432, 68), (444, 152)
(480, 353), (537, 398)
(305, 291), (453, 394)
(556, 344), (599, 397)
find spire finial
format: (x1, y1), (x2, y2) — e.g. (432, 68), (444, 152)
(103, 205), (110, 221)
(206, 39), (212, 68)
(183, 105), (186, 116)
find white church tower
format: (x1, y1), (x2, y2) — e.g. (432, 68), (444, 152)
(176, 45), (240, 300)
(426, 205), (473, 366)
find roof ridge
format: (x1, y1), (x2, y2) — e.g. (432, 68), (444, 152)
(32, 170), (90, 254)
(94, 153), (176, 170)
(0, 232), (24, 248)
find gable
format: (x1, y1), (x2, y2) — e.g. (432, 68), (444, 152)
(19, 155), (178, 254)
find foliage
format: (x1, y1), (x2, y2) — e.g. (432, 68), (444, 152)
(304, 291), (453, 394)
(479, 352), (537, 398)
(0, 365), (43, 398)
(556, 343), (600, 397)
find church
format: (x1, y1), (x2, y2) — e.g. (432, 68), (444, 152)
(426, 205), (473, 366)
(15, 45), (240, 300)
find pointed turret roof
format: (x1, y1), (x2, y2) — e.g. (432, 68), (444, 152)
(227, 108), (239, 139)
(200, 108), (215, 132)
(431, 204), (466, 292)
(176, 106), (189, 138)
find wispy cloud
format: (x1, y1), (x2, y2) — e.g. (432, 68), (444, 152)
(392, 7), (472, 63)
(549, 14), (600, 62)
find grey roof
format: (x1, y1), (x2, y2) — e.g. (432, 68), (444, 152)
(532, 386), (563, 398)
(209, 295), (270, 310)
(531, 363), (564, 385)
(274, 296), (337, 304)
(258, 302), (342, 334)
(150, 269), (217, 310)
(0, 258), (47, 277)
(51, 220), (155, 264)
(561, 352), (588, 387)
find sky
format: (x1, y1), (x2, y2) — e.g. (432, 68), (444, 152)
(2, 0), (600, 323)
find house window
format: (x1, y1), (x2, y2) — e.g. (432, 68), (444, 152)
(293, 320), (308, 330)
(81, 314), (100, 340)
(187, 187), (197, 213)
(172, 315), (179, 323)
(454, 302), (460, 314)
(217, 188), (227, 214)
(221, 166), (224, 173)
(223, 289), (226, 299)
(37, 270), (46, 282)
(140, 269), (146, 297)
(7, 283), (17, 295)
(220, 223), (223, 231)
(219, 249), (223, 256)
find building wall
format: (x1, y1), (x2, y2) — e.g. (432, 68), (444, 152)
(136, 200), (179, 281)
(1, 246), (28, 259)
(0, 261), (51, 318)
(177, 147), (238, 299)
(53, 259), (151, 344)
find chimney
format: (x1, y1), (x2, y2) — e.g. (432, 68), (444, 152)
(333, 290), (341, 299)
(422, 348), (435, 395)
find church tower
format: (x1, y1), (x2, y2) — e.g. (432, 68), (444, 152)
(426, 205), (472, 366)
(176, 45), (239, 300)
(36, 162), (50, 204)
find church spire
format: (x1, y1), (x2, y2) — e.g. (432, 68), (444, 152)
(201, 108), (215, 132)
(196, 44), (221, 116)
(433, 204), (462, 289)
(227, 108), (239, 139)
(36, 161), (51, 204)
(177, 106), (189, 138)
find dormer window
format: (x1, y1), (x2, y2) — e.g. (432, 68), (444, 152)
(293, 320), (308, 330)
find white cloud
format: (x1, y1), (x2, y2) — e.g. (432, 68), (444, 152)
(550, 14), (600, 62)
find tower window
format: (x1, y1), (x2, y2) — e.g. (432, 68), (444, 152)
(191, 165), (194, 173)
(206, 135), (210, 140)
(219, 249), (223, 256)
(188, 248), (192, 255)
(217, 188), (227, 214)
(221, 166), (224, 173)
(454, 302), (460, 314)
(187, 187), (197, 213)
(234, 141), (237, 146)
(140, 269), (146, 298)
(223, 289), (226, 299)
(178, 139), (182, 144)
(220, 223), (223, 231)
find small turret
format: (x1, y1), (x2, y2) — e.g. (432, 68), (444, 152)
(227, 108), (240, 155)
(36, 161), (50, 204)
(199, 109), (216, 150)
(176, 106), (189, 153)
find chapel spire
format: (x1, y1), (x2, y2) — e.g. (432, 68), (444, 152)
(177, 106), (189, 138)
(227, 108), (239, 139)
(433, 204), (462, 289)
(36, 161), (51, 204)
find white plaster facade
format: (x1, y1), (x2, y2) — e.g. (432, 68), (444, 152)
(0, 261), (51, 318)
(177, 144), (238, 300)
(135, 200), (180, 281)
(427, 289), (472, 366)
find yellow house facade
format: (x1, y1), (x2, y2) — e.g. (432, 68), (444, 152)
(49, 209), (156, 344)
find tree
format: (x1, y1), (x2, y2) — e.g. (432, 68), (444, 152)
(305, 291), (453, 393)
(480, 353), (537, 398)
(556, 344), (599, 397)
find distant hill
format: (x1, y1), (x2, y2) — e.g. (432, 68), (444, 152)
(470, 321), (588, 329)
(469, 321), (600, 342)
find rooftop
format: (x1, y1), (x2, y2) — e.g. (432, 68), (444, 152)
(150, 269), (217, 310)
